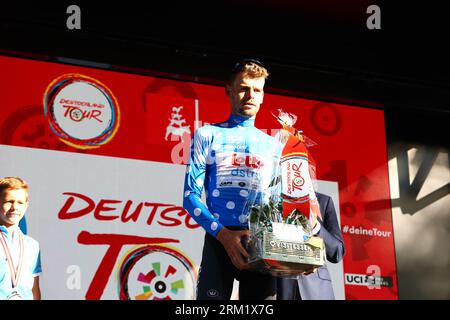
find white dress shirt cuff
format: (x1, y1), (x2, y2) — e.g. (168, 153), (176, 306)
(312, 220), (321, 235)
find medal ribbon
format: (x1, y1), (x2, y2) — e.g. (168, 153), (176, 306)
(0, 230), (24, 288)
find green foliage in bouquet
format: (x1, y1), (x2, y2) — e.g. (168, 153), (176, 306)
(249, 199), (312, 238)
(285, 208), (313, 235)
(249, 197), (282, 234)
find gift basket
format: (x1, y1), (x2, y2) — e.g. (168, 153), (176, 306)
(243, 109), (325, 277)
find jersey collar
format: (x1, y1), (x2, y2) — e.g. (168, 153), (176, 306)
(227, 114), (255, 127)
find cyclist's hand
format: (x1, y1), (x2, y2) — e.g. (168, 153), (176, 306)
(217, 228), (251, 270)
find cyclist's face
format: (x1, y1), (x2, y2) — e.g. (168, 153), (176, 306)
(227, 72), (265, 118)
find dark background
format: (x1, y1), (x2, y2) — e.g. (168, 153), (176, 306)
(1, 1), (449, 145)
(1, 1), (449, 299)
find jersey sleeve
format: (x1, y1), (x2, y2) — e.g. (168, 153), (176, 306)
(183, 128), (224, 237)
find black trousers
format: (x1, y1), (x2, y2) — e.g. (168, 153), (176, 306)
(196, 231), (276, 300)
(277, 277), (301, 300)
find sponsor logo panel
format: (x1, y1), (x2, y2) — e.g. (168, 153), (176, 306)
(345, 273), (393, 288)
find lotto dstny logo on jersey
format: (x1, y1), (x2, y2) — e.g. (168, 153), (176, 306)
(231, 152), (264, 169)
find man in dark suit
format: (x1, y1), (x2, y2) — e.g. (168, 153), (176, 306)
(277, 192), (345, 300)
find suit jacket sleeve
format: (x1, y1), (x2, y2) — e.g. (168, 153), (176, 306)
(317, 194), (345, 263)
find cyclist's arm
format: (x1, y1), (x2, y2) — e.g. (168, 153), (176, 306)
(183, 128), (224, 237)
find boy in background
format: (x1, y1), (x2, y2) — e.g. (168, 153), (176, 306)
(0, 177), (41, 300)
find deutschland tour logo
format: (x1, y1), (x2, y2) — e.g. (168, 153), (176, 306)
(43, 74), (120, 149)
(117, 245), (197, 300)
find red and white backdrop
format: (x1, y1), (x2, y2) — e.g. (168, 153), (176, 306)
(0, 55), (398, 300)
